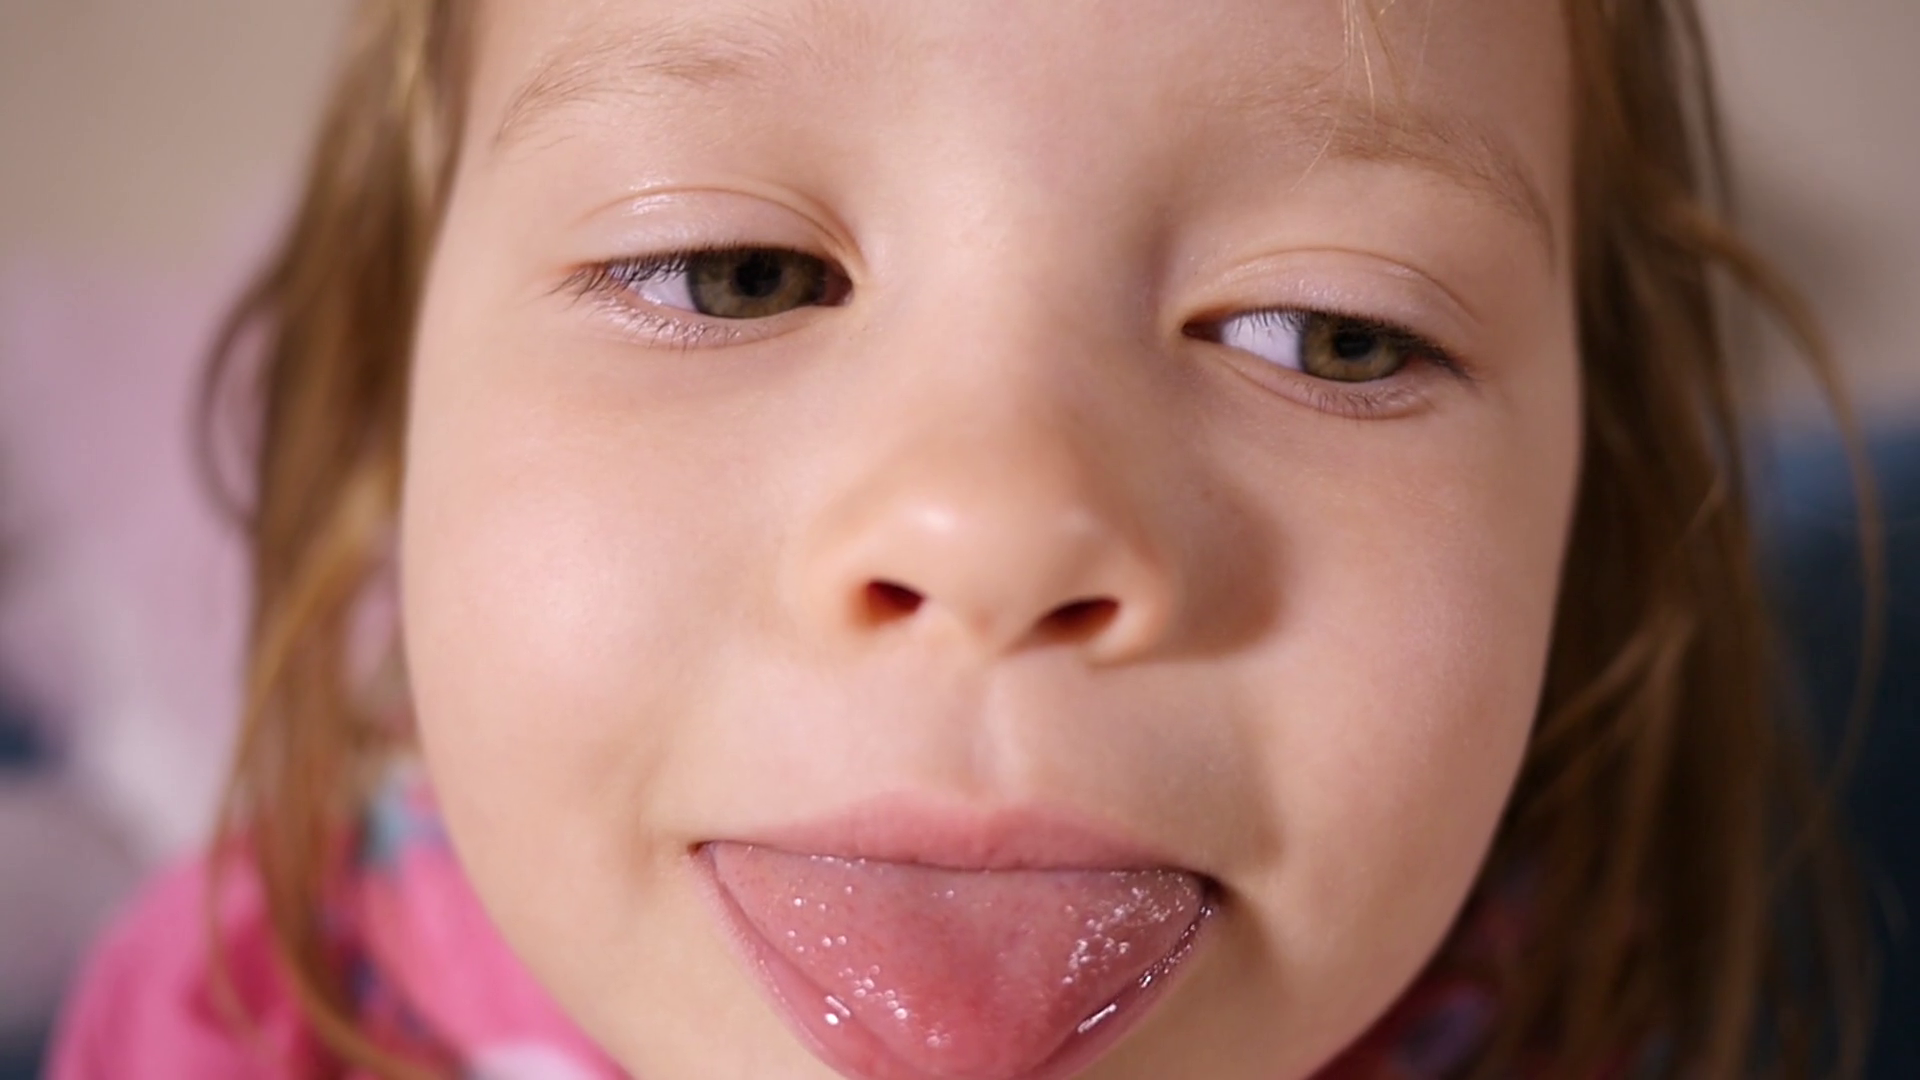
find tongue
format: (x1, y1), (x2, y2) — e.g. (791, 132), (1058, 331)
(711, 845), (1203, 1080)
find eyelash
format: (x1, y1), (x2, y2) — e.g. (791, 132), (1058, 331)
(563, 246), (1470, 417)
(562, 246), (781, 349)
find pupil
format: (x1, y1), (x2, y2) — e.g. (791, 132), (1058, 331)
(731, 253), (785, 299)
(1330, 328), (1378, 360)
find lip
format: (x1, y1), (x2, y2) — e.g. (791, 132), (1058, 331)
(690, 798), (1218, 1080)
(720, 794), (1199, 872)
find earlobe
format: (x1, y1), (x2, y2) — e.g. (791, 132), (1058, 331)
(347, 527), (416, 737)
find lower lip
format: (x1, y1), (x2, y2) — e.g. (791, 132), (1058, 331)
(694, 848), (1217, 1080)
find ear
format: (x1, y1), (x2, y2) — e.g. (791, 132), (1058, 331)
(347, 523), (413, 737)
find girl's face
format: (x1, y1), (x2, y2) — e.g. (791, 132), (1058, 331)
(402, 1), (1579, 1077)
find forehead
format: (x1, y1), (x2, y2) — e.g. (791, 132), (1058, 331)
(462, 0), (1570, 251)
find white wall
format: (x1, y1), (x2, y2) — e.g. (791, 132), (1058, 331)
(0, 0), (347, 260)
(1, 1), (350, 861)
(1703, 0), (1920, 426)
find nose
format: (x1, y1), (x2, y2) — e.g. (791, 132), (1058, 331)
(784, 375), (1181, 666)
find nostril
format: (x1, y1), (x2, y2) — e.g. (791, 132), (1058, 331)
(1036, 598), (1119, 643)
(852, 586), (1129, 649)
(862, 580), (925, 625)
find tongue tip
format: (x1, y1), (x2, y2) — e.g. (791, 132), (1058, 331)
(712, 845), (1209, 1080)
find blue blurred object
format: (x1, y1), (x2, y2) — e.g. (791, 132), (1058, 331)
(1759, 426), (1920, 1080)
(0, 695), (42, 772)
(0, 690), (49, 1077)
(0, 1042), (43, 1080)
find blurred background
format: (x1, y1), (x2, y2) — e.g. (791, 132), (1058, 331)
(0, 2), (1913, 1077)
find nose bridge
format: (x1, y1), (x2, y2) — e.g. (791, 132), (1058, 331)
(783, 279), (1181, 665)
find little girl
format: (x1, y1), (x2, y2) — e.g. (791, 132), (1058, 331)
(48, 0), (1867, 1078)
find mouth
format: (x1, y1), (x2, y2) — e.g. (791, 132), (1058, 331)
(694, 803), (1217, 1080)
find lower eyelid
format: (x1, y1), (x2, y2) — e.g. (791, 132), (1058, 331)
(1192, 327), (1448, 419)
(1281, 351), (1448, 417)
(1300, 379), (1435, 420)
(571, 287), (743, 347)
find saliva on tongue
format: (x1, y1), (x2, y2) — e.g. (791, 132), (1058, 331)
(712, 844), (1204, 1080)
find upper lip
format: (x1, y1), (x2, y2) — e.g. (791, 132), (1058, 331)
(705, 795), (1197, 873)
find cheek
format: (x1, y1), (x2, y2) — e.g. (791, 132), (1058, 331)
(1197, 349), (1579, 1047)
(395, 303), (822, 1070)
(398, 209), (807, 830)
(1282, 466), (1564, 857)
(1261, 517), (1550, 924)
(394, 262), (791, 982)
(400, 355), (760, 845)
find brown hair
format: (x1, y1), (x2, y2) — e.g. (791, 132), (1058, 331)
(201, 1), (1872, 1077)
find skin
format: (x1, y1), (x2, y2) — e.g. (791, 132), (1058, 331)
(400, 1), (1582, 1077)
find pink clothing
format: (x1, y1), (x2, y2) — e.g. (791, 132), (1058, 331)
(47, 857), (321, 1079)
(48, 768), (1515, 1079)
(49, 772), (622, 1080)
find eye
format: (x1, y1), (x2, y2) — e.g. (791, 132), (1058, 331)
(1209, 310), (1427, 383)
(600, 247), (851, 320)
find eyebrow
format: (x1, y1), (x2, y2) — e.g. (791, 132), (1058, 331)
(492, 16), (1556, 255)
(1206, 77), (1558, 257)
(494, 7), (883, 152)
